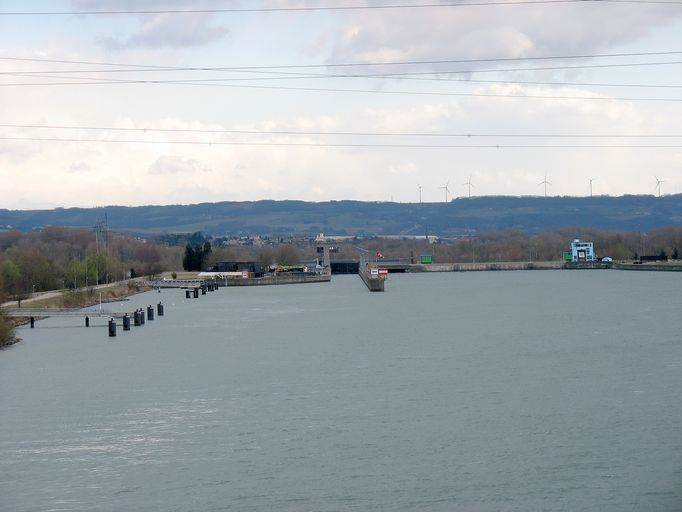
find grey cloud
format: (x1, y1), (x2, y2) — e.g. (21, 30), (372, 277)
(72, 0), (229, 49)
(326, 3), (682, 71)
(97, 13), (228, 50)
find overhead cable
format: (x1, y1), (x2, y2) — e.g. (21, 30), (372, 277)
(1, 74), (680, 102)
(2, 0), (681, 16)
(2, 123), (681, 138)
(3, 50), (682, 71)
(1, 136), (681, 148)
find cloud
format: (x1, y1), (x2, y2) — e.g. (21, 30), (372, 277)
(3, 2), (681, 209)
(101, 13), (228, 50)
(72, 0), (229, 49)
(325, 2), (682, 69)
(2, 87), (679, 209)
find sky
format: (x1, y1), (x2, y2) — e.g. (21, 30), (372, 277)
(1, 0), (682, 209)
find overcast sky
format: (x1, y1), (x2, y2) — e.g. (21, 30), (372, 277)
(1, 0), (682, 208)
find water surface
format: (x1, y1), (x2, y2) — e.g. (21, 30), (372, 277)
(1, 271), (681, 511)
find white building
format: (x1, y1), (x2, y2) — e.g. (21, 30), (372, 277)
(568, 239), (596, 262)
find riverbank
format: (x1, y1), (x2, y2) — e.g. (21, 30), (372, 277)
(408, 260), (682, 272)
(0, 311), (18, 349)
(613, 261), (682, 271)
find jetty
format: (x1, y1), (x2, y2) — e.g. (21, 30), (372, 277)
(219, 271), (330, 286)
(413, 261), (567, 272)
(359, 257), (386, 291)
(146, 279), (203, 289)
(613, 261), (682, 271)
(147, 270), (330, 289)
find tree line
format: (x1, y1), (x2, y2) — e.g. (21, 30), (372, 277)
(0, 226), (182, 305)
(339, 227), (682, 263)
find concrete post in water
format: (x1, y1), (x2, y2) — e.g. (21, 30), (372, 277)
(201, 285), (207, 295)
(193, 288), (199, 299)
(134, 310), (141, 326)
(123, 314), (130, 331)
(85, 316), (90, 327)
(185, 289), (191, 299)
(140, 309), (146, 324)
(157, 302), (164, 316)
(30, 316), (35, 328)
(108, 319), (116, 337)
(147, 305), (154, 321)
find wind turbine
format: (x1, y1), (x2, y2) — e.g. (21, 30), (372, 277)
(539, 174), (551, 197)
(417, 184), (423, 204)
(463, 175), (474, 198)
(439, 181), (451, 203)
(588, 178), (596, 197)
(655, 176), (665, 197)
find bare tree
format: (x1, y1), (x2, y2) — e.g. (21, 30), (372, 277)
(277, 244), (301, 265)
(257, 247), (275, 266)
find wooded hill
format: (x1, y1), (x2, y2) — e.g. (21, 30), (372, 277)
(1, 195), (681, 236)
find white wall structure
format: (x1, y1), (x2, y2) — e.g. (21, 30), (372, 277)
(570, 239), (596, 262)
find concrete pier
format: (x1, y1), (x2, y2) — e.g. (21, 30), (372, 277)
(359, 258), (385, 292)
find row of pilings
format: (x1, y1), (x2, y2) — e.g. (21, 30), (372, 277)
(108, 302), (164, 337)
(183, 281), (219, 299)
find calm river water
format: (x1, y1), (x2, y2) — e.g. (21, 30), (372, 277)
(1, 271), (681, 511)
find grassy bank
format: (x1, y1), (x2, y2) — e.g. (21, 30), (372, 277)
(0, 310), (17, 349)
(48, 281), (151, 309)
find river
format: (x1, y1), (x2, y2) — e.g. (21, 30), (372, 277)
(1, 271), (681, 511)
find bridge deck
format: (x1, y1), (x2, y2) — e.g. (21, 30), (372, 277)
(146, 279), (203, 288)
(3, 308), (131, 318)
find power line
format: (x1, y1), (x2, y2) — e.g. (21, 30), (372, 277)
(74, 72), (682, 91)
(1, 0), (680, 16)
(2, 123), (681, 138)
(3, 54), (682, 95)
(5, 59), (682, 83)
(1, 136), (681, 148)
(3, 61), (682, 82)
(2, 74), (680, 102)
(3, 50), (682, 71)
(366, 76), (682, 89)
(5, 65), (682, 90)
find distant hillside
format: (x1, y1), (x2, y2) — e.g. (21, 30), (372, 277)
(1, 195), (681, 236)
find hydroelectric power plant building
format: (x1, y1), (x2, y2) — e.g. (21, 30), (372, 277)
(564, 239), (597, 262)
